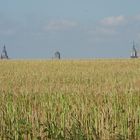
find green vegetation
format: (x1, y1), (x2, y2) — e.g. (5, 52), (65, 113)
(0, 59), (140, 140)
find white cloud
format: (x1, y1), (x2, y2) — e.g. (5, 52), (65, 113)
(100, 15), (126, 26)
(44, 20), (78, 31)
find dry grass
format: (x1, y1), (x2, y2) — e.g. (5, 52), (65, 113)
(0, 59), (140, 140)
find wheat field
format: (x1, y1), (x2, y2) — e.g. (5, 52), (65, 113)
(0, 59), (140, 140)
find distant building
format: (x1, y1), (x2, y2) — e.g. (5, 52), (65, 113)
(54, 51), (61, 59)
(1, 45), (9, 59)
(131, 41), (138, 58)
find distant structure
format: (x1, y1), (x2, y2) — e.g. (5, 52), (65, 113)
(131, 41), (138, 58)
(1, 45), (9, 59)
(54, 51), (61, 59)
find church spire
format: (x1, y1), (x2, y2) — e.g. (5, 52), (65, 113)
(131, 41), (138, 58)
(1, 45), (8, 59)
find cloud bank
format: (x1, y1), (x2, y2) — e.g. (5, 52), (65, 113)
(100, 15), (125, 27)
(44, 20), (78, 31)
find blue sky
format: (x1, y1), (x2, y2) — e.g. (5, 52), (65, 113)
(0, 0), (140, 59)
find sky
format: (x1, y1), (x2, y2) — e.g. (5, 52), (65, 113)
(0, 0), (140, 59)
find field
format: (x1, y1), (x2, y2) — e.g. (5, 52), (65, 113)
(0, 59), (140, 140)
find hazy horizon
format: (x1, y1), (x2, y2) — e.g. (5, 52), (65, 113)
(0, 0), (140, 59)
